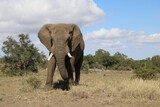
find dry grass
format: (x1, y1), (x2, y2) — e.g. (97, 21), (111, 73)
(120, 79), (160, 100)
(70, 72), (160, 102)
(20, 76), (42, 92)
(0, 69), (160, 107)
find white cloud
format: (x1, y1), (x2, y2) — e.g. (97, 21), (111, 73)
(0, 0), (105, 55)
(100, 40), (125, 49)
(137, 33), (160, 44)
(85, 28), (160, 50)
(0, 0), (105, 34)
(85, 39), (125, 52)
(85, 28), (126, 40)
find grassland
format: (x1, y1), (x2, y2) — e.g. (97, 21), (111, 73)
(0, 69), (160, 107)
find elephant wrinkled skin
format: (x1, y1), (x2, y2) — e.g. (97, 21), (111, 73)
(38, 23), (85, 89)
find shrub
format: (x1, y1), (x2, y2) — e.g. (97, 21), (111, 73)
(133, 69), (158, 80)
(1, 34), (47, 76)
(152, 67), (160, 73)
(20, 76), (41, 92)
(0, 97), (2, 101)
(26, 76), (42, 89)
(90, 62), (105, 69)
(112, 65), (132, 71)
(81, 61), (90, 74)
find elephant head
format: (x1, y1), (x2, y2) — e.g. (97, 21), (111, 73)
(38, 23), (83, 81)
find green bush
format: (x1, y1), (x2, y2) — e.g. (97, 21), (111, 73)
(0, 97), (3, 101)
(1, 34), (47, 76)
(81, 61), (90, 74)
(152, 67), (160, 73)
(111, 64), (132, 71)
(133, 69), (158, 80)
(90, 62), (105, 69)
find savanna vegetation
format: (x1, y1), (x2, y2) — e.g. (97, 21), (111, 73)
(83, 49), (160, 72)
(0, 34), (160, 106)
(0, 34), (160, 80)
(82, 49), (160, 79)
(0, 68), (160, 106)
(0, 34), (47, 76)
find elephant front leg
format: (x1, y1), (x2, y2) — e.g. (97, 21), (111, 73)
(46, 56), (56, 87)
(67, 57), (75, 86)
(75, 56), (83, 85)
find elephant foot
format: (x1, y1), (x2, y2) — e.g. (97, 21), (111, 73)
(69, 79), (74, 85)
(45, 82), (53, 87)
(63, 80), (70, 91)
(74, 80), (79, 86)
(43, 85), (53, 91)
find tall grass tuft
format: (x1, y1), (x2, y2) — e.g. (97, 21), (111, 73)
(26, 76), (42, 89)
(20, 76), (41, 92)
(120, 79), (160, 100)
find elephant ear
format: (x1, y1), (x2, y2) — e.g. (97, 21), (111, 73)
(71, 24), (83, 52)
(38, 24), (53, 52)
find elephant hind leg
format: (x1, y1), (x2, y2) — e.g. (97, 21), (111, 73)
(46, 55), (56, 87)
(75, 56), (83, 85)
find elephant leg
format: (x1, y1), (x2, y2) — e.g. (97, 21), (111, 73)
(75, 56), (83, 85)
(46, 56), (56, 87)
(67, 57), (75, 85)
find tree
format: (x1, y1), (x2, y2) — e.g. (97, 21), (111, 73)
(94, 49), (117, 68)
(84, 54), (95, 66)
(114, 52), (127, 60)
(151, 55), (160, 68)
(1, 34), (47, 76)
(95, 49), (110, 56)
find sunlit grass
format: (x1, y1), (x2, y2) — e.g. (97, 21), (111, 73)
(0, 69), (160, 106)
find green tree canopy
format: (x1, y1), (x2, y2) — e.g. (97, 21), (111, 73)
(95, 49), (110, 56)
(84, 54), (95, 65)
(151, 55), (160, 68)
(94, 49), (117, 68)
(114, 52), (127, 60)
(1, 34), (47, 76)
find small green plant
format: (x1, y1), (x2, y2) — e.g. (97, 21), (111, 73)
(81, 61), (90, 74)
(83, 66), (90, 74)
(0, 97), (3, 101)
(26, 76), (42, 89)
(133, 69), (158, 80)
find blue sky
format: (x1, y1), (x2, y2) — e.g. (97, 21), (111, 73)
(93, 0), (160, 33)
(83, 0), (160, 59)
(0, 0), (160, 60)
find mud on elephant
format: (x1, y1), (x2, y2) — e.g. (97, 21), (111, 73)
(38, 23), (85, 90)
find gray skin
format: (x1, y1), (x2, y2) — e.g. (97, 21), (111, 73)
(38, 23), (85, 89)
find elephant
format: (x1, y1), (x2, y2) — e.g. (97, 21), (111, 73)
(38, 23), (85, 89)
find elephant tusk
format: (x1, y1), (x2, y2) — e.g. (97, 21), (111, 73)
(48, 53), (53, 61)
(67, 53), (72, 58)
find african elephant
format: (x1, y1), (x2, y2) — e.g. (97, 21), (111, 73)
(38, 23), (85, 89)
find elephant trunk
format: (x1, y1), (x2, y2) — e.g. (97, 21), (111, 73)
(55, 48), (68, 80)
